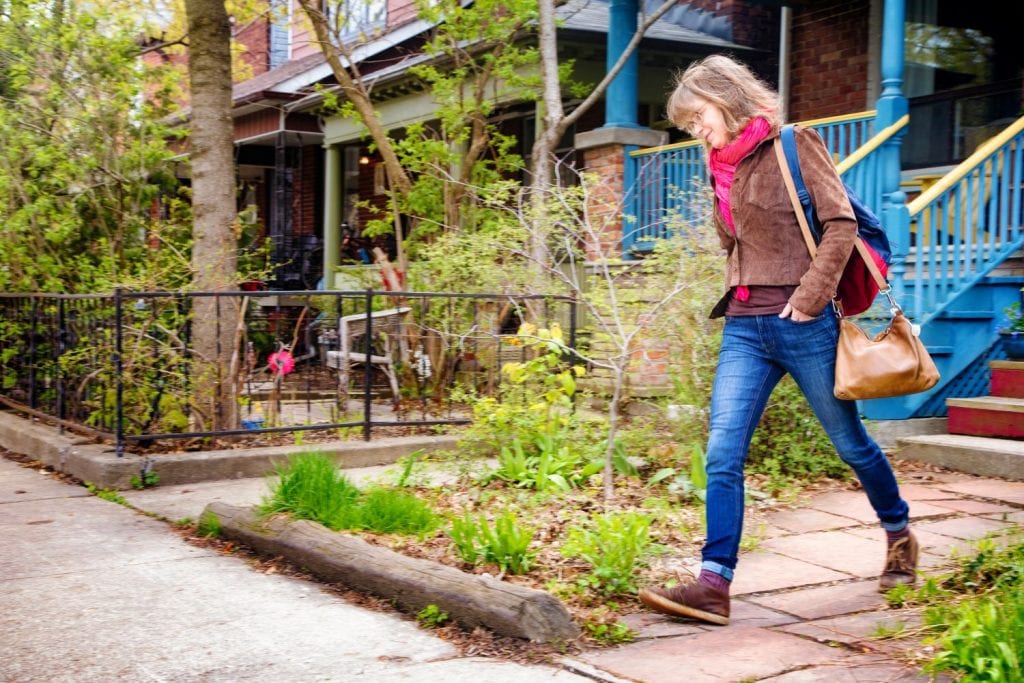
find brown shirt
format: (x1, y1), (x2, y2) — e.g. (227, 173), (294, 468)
(725, 285), (797, 316)
(711, 126), (857, 317)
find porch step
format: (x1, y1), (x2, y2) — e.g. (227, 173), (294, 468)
(991, 360), (1024, 398)
(946, 396), (1024, 439)
(894, 433), (1024, 481)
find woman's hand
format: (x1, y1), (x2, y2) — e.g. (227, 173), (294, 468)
(779, 303), (815, 322)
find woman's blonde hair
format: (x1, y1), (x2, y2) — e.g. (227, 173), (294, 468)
(667, 54), (783, 140)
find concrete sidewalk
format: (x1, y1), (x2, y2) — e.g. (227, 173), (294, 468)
(0, 457), (590, 683)
(4, 451), (1023, 682)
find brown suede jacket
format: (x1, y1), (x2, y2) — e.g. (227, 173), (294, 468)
(711, 125), (857, 317)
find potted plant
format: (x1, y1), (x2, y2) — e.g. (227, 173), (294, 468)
(999, 292), (1024, 360)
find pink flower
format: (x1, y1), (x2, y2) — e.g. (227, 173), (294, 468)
(268, 350), (295, 375)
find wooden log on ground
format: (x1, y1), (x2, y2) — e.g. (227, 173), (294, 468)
(204, 502), (580, 643)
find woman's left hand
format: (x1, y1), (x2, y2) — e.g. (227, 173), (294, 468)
(779, 303), (815, 322)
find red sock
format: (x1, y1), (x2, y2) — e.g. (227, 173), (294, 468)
(699, 569), (731, 594)
(886, 527), (911, 544)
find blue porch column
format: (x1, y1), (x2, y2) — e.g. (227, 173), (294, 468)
(575, 0), (666, 257)
(877, 0), (910, 303)
(605, 0), (641, 129)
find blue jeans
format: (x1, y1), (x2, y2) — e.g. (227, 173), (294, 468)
(701, 308), (910, 581)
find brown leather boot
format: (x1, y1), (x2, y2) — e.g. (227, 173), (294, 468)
(878, 531), (919, 592)
(639, 580), (730, 625)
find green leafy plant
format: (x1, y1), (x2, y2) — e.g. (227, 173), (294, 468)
(197, 510), (222, 538)
(85, 482), (128, 506)
(647, 442), (708, 502)
(583, 619), (635, 645)
(130, 469), (160, 490)
(394, 449), (424, 487)
(416, 603), (450, 628)
(999, 300), (1024, 333)
(561, 511), (655, 595)
(877, 536), (1024, 681)
(447, 510), (536, 574)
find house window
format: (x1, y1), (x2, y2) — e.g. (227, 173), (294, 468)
(324, 0), (387, 43)
(269, 0), (291, 69)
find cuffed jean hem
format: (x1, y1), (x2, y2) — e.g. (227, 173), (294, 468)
(701, 560), (734, 582)
(881, 518), (909, 532)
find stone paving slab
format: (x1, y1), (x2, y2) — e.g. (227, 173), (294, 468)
(731, 552), (851, 595)
(747, 580), (885, 621)
(986, 509), (1024, 523)
(893, 483), (962, 501)
(841, 526), (973, 569)
(733, 552), (851, 593)
(926, 498), (1019, 515)
(913, 515), (1016, 541)
(758, 655), (938, 682)
(580, 626), (845, 683)
(802, 490), (879, 523)
(619, 611), (710, 639)
(765, 508), (861, 533)
(931, 479), (1024, 504)
(777, 609), (923, 648)
(760, 531), (888, 579)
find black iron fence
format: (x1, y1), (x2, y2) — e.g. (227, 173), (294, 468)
(0, 290), (577, 455)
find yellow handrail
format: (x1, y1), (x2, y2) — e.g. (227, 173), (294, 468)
(835, 114), (909, 176)
(908, 115), (1024, 215)
(629, 138), (701, 156)
(796, 109), (877, 128)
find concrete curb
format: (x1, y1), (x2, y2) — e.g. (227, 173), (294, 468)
(0, 410), (461, 489)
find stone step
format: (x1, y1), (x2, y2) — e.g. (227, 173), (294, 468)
(946, 396), (1024, 439)
(894, 433), (1024, 481)
(991, 360), (1024, 398)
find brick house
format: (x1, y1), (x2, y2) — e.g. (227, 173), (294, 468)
(184, 0), (1022, 419)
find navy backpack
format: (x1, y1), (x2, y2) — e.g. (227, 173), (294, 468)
(779, 125), (892, 316)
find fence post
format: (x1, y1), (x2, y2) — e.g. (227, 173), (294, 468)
(363, 288), (373, 441)
(114, 289), (125, 457)
(57, 298), (66, 433)
(28, 296), (38, 409)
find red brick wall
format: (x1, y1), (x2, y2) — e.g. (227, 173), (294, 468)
(581, 145), (625, 259)
(788, 0), (871, 120)
(236, 16), (270, 78)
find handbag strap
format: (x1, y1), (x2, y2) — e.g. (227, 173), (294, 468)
(772, 137), (892, 312)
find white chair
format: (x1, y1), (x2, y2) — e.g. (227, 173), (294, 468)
(325, 306), (410, 399)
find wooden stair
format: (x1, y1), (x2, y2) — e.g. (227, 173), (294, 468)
(946, 361), (1024, 439)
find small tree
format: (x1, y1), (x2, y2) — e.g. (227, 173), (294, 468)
(478, 162), (722, 502)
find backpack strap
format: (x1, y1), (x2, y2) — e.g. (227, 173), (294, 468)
(779, 125), (821, 242)
(774, 136), (820, 259)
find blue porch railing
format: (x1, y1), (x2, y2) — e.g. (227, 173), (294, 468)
(625, 111), (879, 254)
(902, 115), (1024, 326)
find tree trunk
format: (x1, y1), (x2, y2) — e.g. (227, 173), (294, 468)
(185, 0), (239, 431)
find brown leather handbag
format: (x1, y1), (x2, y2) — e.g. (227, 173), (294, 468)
(774, 140), (940, 400)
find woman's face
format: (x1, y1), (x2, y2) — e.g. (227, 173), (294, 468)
(684, 98), (731, 149)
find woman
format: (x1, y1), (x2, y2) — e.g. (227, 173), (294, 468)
(638, 55), (917, 626)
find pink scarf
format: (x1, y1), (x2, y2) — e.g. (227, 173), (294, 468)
(708, 117), (772, 301)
